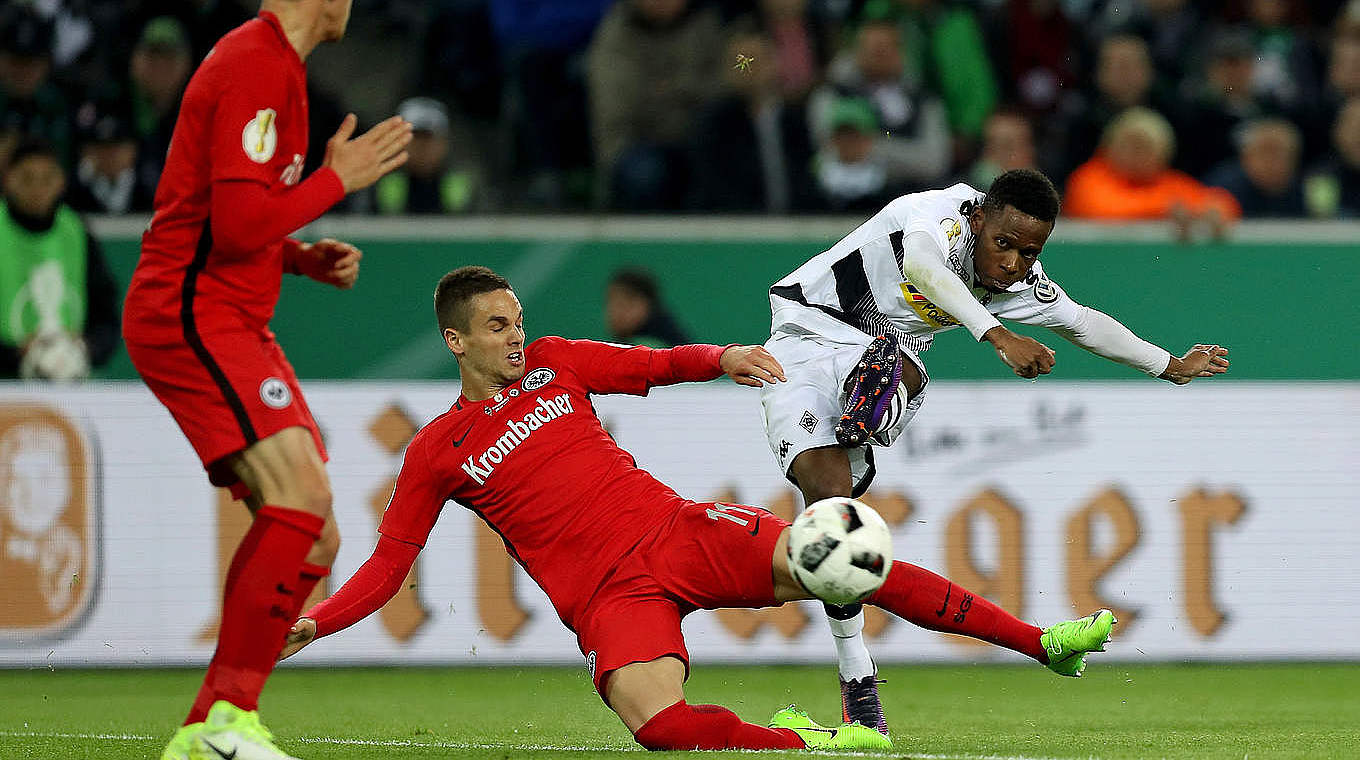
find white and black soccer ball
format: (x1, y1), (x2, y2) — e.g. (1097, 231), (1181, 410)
(787, 496), (893, 605)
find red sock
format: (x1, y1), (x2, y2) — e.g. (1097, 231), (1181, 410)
(633, 701), (804, 750)
(293, 562), (330, 612)
(184, 506), (323, 724)
(866, 560), (1047, 662)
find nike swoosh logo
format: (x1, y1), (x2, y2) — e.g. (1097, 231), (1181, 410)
(202, 739), (237, 759)
(451, 422), (475, 447)
(748, 513), (762, 537)
(798, 727), (838, 736)
(934, 583), (952, 617)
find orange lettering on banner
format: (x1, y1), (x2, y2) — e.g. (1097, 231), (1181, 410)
(942, 489), (1025, 647)
(856, 489), (914, 638)
(712, 487), (809, 639)
(367, 405), (428, 642)
(1178, 489), (1245, 637)
(0, 404), (95, 637)
(1064, 487), (1140, 626)
(476, 519), (530, 640)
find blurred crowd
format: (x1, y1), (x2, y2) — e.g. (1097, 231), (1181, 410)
(1, 0), (1359, 221)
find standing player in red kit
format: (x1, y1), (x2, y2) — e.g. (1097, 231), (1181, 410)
(278, 267), (1116, 752)
(122, 2), (412, 759)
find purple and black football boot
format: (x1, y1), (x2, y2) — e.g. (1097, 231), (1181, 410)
(834, 335), (903, 448)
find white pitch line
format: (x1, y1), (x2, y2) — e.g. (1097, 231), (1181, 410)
(0, 729), (1088, 759)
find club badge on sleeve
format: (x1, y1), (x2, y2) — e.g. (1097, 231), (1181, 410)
(242, 108), (278, 164)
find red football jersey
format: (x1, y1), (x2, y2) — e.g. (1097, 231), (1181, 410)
(378, 337), (727, 625)
(124, 11), (338, 339)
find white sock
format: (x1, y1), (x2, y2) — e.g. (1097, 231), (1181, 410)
(826, 608), (875, 681)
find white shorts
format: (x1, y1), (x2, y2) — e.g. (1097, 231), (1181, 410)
(759, 320), (928, 496)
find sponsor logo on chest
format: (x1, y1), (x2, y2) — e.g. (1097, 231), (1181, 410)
(899, 281), (961, 328)
(461, 393), (574, 485)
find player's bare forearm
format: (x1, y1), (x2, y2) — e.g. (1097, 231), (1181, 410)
(1159, 344), (1230, 384)
(983, 326), (1055, 379)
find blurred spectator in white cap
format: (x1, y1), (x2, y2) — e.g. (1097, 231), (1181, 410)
(1205, 118), (1307, 217)
(1304, 97), (1360, 217)
(67, 98), (154, 215)
(375, 96), (477, 214)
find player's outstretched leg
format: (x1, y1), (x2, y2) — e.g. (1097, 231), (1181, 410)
(864, 560), (1117, 674)
(1041, 609), (1117, 676)
(835, 335), (903, 447)
(768, 705), (893, 751)
(823, 602), (889, 736)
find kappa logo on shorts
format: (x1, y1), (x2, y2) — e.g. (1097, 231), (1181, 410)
(585, 650), (597, 679)
(1034, 278), (1059, 304)
(259, 378), (292, 409)
(242, 108), (278, 164)
(779, 440), (791, 460)
(521, 368), (555, 392)
(799, 411), (818, 434)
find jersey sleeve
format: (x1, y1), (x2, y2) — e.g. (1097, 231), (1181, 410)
(1000, 271), (1172, 376)
(541, 336), (727, 396)
(376, 435), (451, 548)
(209, 69), (291, 185)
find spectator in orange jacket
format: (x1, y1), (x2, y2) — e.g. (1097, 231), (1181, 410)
(1065, 107), (1240, 238)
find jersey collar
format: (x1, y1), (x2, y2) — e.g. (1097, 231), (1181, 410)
(257, 11), (304, 70)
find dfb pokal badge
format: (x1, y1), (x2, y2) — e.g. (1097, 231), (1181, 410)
(0, 404), (98, 642)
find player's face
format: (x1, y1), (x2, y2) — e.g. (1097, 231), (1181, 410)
(969, 204), (1053, 294)
(448, 289), (527, 390)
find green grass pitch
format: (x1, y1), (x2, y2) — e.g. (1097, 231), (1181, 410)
(2, 663), (1357, 759)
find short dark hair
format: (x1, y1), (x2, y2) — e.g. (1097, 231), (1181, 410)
(607, 267), (659, 303)
(982, 169), (1061, 223)
(7, 136), (61, 169)
(434, 266), (511, 333)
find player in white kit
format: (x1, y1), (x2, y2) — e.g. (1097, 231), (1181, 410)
(761, 170), (1231, 733)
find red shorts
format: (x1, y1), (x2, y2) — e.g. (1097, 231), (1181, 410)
(126, 328), (326, 488)
(572, 501), (789, 698)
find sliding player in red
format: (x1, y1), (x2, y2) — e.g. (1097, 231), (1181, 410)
(122, 2), (412, 758)
(279, 267), (1116, 752)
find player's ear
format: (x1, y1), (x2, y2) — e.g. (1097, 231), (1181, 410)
(967, 202), (986, 236)
(444, 327), (463, 356)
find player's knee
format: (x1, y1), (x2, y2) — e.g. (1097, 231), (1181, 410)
(790, 449), (852, 505)
(311, 518), (341, 566)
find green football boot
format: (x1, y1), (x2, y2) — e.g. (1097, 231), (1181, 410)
(189, 700), (301, 760)
(1041, 609), (1117, 677)
(768, 705), (893, 751)
(159, 722), (203, 760)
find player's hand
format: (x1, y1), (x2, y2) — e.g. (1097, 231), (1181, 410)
(983, 326), (1055, 379)
(719, 345), (786, 388)
(1160, 344), (1229, 385)
(295, 239), (362, 289)
(323, 113), (413, 193)
(279, 617), (317, 661)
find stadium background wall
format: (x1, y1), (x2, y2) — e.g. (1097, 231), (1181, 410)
(88, 218), (1360, 381)
(2, 218), (1356, 668)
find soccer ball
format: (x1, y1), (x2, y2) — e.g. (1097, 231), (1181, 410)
(787, 497), (893, 605)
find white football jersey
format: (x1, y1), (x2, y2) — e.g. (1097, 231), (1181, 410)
(770, 183), (1082, 354)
